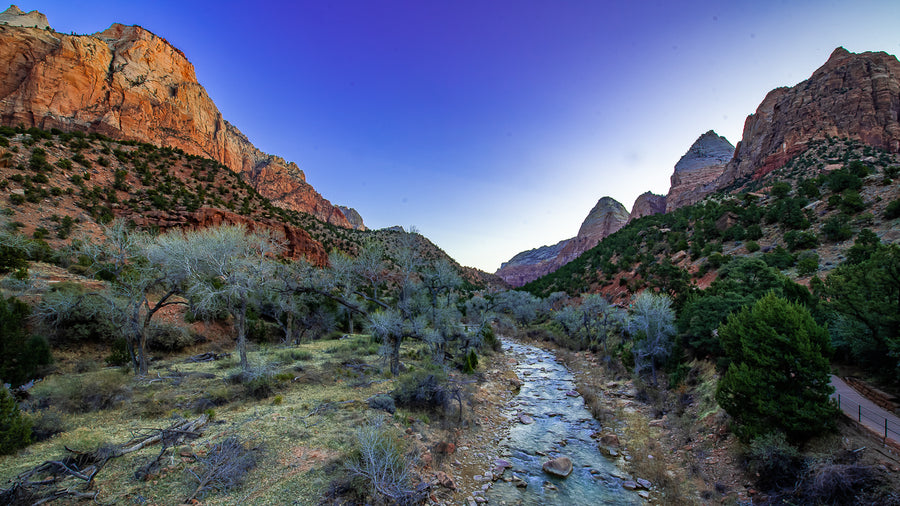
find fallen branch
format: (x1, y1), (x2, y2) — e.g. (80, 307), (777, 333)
(0, 414), (210, 504)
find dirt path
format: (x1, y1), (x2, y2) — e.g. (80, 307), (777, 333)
(831, 375), (900, 445)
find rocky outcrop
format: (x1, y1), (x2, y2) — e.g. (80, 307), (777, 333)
(628, 191), (666, 222)
(0, 17), (356, 228)
(495, 197), (628, 287)
(495, 239), (570, 287)
(123, 207), (329, 266)
(0, 5), (49, 30)
(665, 130), (734, 212)
(336, 206), (366, 231)
(716, 47), (900, 187)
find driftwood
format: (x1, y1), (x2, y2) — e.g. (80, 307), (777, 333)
(185, 352), (230, 363)
(0, 415), (209, 505)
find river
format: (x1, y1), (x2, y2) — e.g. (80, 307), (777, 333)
(484, 339), (642, 505)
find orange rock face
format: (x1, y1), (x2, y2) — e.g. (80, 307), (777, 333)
(717, 47), (900, 187)
(0, 23), (357, 229)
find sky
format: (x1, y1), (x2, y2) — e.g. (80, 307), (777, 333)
(16, 1), (900, 271)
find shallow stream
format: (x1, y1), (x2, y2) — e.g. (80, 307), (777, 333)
(484, 340), (640, 505)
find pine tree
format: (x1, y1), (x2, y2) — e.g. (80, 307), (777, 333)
(716, 292), (837, 442)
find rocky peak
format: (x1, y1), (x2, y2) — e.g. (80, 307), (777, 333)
(666, 130), (734, 212)
(628, 192), (666, 222)
(496, 196), (628, 287)
(0, 5), (49, 30)
(336, 206), (366, 231)
(577, 197), (630, 239)
(0, 16), (357, 229)
(673, 130), (735, 173)
(715, 48), (900, 188)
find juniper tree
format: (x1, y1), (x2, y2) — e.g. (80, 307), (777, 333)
(716, 292), (836, 442)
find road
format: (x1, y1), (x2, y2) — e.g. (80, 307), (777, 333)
(831, 375), (900, 446)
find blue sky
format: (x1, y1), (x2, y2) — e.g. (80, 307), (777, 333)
(18, 1), (900, 271)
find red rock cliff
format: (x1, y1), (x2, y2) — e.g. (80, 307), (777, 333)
(716, 47), (900, 187)
(0, 20), (358, 229)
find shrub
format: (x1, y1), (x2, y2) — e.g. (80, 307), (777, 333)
(367, 394), (396, 414)
(32, 369), (131, 413)
(0, 386), (31, 454)
(822, 215), (853, 242)
(0, 296), (52, 386)
(884, 198), (900, 219)
(345, 416), (417, 504)
(147, 324), (196, 351)
(784, 230), (818, 251)
(745, 241), (760, 253)
(186, 436), (258, 502)
(796, 252), (819, 276)
(391, 368), (448, 412)
(744, 432), (802, 491)
(763, 246), (795, 270)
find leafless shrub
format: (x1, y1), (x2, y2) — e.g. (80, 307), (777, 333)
(345, 416), (420, 505)
(185, 436), (257, 502)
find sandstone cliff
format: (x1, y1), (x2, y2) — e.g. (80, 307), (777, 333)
(336, 206), (366, 231)
(665, 130), (734, 212)
(0, 5), (49, 30)
(628, 191), (666, 222)
(495, 197), (628, 287)
(0, 16), (362, 229)
(716, 47), (900, 187)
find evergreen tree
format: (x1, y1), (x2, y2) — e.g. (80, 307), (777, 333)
(716, 292), (836, 442)
(0, 386), (31, 455)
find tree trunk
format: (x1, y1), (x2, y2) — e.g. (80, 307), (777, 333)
(390, 336), (401, 376)
(236, 301), (249, 372)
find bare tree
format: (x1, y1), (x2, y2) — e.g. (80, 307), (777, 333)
(37, 220), (190, 375)
(626, 291), (675, 385)
(177, 225), (281, 372)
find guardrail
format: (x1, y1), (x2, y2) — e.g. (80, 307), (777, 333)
(834, 393), (900, 443)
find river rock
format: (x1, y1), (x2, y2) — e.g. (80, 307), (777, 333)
(518, 414), (535, 424)
(493, 459), (512, 476)
(542, 456), (573, 478)
(434, 471), (456, 490)
(638, 490), (651, 499)
(600, 434), (620, 447)
(637, 478), (652, 489)
(622, 480), (638, 490)
(565, 390), (579, 397)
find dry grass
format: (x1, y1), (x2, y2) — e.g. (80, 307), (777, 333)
(0, 335), (407, 505)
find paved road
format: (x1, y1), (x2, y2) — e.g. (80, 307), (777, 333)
(830, 375), (900, 445)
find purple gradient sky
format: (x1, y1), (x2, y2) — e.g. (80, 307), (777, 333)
(18, 1), (900, 271)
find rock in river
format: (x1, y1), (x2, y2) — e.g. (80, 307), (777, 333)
(542, 456), (573, 478)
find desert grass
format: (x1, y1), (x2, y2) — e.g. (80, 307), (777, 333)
(0, 335), (420, 505)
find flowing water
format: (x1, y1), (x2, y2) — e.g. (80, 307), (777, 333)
(485, 340), (641, 505)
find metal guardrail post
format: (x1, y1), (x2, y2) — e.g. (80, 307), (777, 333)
(859, 405), (862, 422)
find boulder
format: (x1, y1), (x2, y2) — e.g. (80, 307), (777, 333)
(542, 456), (573, 478)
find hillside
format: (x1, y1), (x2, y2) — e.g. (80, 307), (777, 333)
(523, 137), (900, 299)
(0, 11), (358, 229)
(0, 126), (506, 289)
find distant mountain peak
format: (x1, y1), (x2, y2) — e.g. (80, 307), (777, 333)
(673, 131), (734, 173)
(0, 4), (50, 30)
